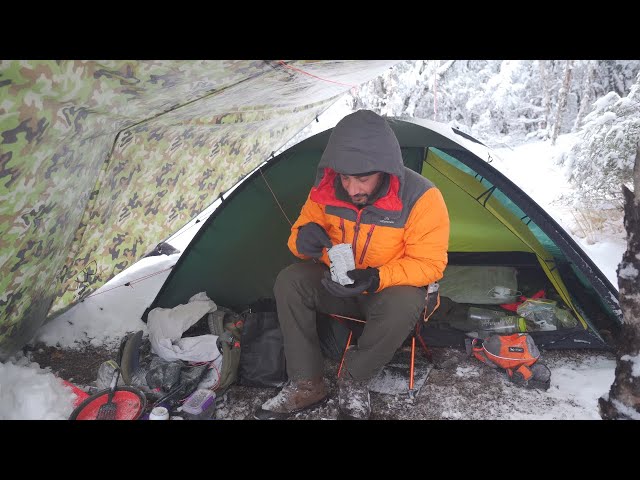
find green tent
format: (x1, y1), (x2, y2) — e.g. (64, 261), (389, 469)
(0, 60), (397, 359)
(146, 117), (621, 350)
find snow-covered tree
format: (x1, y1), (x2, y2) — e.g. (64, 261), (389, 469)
(539, 60), (552, 132)
(349, 60), (640, 148)
(574, 60), (597, 131)
(552, 61), (575, 145)
(566, 72), (640, 208)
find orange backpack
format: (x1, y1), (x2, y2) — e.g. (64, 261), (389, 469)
(469, 333), (551, 390)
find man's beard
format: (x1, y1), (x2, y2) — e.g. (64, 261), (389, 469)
(350, 194), (368, 206)
(334, 173), (388, 207)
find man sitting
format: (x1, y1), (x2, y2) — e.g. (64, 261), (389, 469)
(254, 110), (450, 420)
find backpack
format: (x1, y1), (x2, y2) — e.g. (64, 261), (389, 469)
(467, 333), (551, 390)
(207, 307), (244, 394)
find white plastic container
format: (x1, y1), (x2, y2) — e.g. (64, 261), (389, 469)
(181, 388), (216, 416)
(149, 406), (170, 420)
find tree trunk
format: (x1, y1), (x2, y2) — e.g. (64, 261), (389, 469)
(606, 60), (625, 96)
(551, 60), (574, 145)
(599, 143), (640, 420)
(436, 60), (456, 77)
(573, 60), (596, 131)
(539, 60), (551, 131)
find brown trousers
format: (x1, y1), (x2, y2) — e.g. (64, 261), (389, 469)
(274, 262), (426, 381)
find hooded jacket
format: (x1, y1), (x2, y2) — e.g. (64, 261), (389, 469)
(287, 110), (450, 291)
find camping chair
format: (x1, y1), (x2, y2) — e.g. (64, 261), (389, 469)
(329, 283), (440, 399)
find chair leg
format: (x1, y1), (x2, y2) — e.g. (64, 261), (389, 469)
(332, 314), (431, 401)
(337, 331), (353, 378)
(408, 334), (416, 399)
(415, 322), (433, 363)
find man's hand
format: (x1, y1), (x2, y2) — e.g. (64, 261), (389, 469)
(347, 267), (380, 293)
(320, 268), (380, 297)
(296, 222), (332, 258)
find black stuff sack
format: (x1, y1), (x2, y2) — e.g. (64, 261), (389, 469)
(238, 298), (287, 388)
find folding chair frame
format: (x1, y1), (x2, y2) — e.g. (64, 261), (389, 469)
(330, 305), (433, 399)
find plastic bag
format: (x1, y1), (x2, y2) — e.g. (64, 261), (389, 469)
(96, 359), (124, 390)
(553, 307), (578, 328)
(516, 299), (579, 330)
(517, 299), (558, 331)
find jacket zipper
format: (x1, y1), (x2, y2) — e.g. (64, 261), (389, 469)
(359, 224), (376, 264)
(340, 218), (346, 244)
(351, 210), (363, 262)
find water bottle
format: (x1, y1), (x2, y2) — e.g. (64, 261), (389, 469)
(466, 307), (527, 335)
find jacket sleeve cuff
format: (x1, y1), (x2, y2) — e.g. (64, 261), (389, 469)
(376, 266), (389, 292)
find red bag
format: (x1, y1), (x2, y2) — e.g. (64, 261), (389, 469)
(500, 289), (545, 312)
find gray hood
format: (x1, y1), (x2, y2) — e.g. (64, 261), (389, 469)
(317, 110), (404, 181)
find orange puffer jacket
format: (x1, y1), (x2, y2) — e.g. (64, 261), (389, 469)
(287, 110), (450, 292)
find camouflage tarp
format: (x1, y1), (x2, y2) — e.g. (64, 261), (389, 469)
(0, 60), (397, 359)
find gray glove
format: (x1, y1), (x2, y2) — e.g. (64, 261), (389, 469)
(296, 222), (332, 258)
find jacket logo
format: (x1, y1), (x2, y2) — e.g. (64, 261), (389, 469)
(508, 347), (524, 353)
(379, 216), (395, 224)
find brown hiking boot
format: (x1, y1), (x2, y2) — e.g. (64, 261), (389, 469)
(337, 372), (371, 420)
(254, 377), (328, 420)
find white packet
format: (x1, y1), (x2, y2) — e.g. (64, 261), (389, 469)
(328, 243), (355, 285)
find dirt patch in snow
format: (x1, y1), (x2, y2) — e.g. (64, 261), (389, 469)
(24, 343), (116, 386)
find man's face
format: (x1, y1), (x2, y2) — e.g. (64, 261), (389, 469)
(339, 172), (384, 206)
